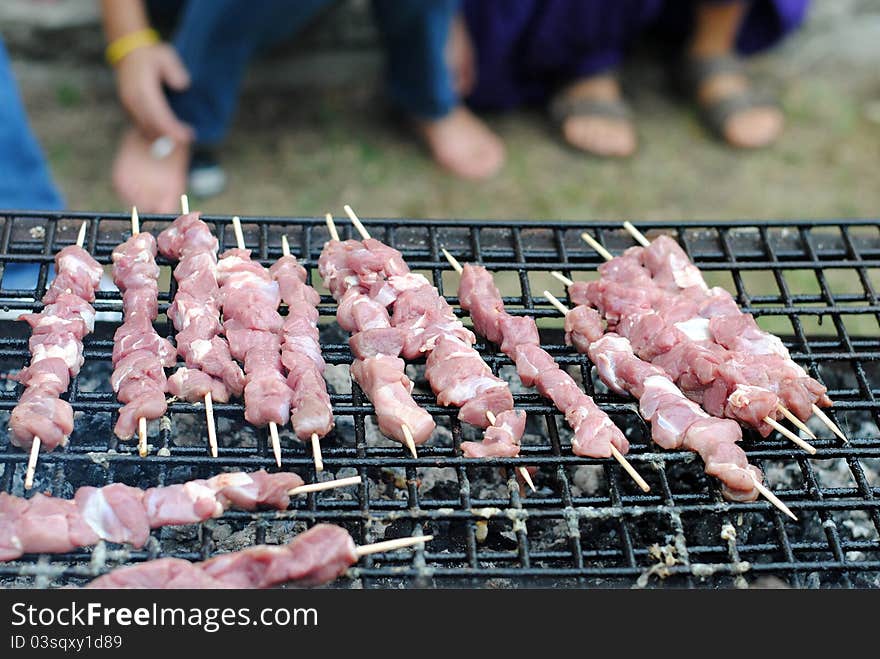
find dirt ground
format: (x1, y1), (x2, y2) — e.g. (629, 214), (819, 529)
(16, 52), (880, 222)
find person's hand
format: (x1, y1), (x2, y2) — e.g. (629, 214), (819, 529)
(114, 43), (193, 144)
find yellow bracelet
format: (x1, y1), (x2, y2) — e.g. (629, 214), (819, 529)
(105, 28), (160, 66)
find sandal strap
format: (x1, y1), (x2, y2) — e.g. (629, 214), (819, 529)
(549, 95), (632, 127)
(700, 88), (778, 137)
(679, 54), (745, 92)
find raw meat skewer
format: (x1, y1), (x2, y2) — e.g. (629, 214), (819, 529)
(441, 248), (650, 493)
(543, 290), (796, 519)
(619, 220), (844, 441)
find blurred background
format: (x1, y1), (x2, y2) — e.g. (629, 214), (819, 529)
(2, 0), (879, 220)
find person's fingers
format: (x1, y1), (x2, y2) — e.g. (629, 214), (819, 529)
(134, 81), (194, 144)
(158, 47), (191, 91)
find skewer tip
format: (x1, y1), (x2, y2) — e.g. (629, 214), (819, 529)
(344, 205), (371, 240)
(622, 221), (651, 247)
(76, 221), (88, 249)
(24, 436), (41, 490)
(752, 474), (798, 521)
(401, 424), (418, 459)
(354, 534), (433, 558)
(518, 467), (537, 492)
(550, 271), (574, 287)
(311, 432), (324, 472)
(579, 231), (613, 262)
(609, 444), (651, 492)
(204, 391), (218, 458)
(288, 475), (361, 496)
(131, 206), (140, 235)
(441, 247), (463, 274)
(812, 404), (848, 443)
(137, 416), (149, 458)
(764, 416), (817, 455)
(325, 213), (340, 242)
(231, 216), (245, 250)
(281, 234), (291, 258)
(180, 194), (189, 215)
(269, 421), (282, 467)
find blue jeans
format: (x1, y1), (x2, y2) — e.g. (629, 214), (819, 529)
(157, 0), (458, 146)
(0, 38), (64, 211)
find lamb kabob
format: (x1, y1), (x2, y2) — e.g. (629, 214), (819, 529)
(0, 471), (361, 561)
(441, 250), (650, 492)
(110, 208), (176, 457)
(318, 216), (435, 458)
(10, 222), (101, 489)
(85, 524), (431, 589)
(562, 230), (826, 451)
(619, 224), (842, 440)
(269, 235), (334, 471)
(340, 208), (531, 488)
(157, 196), (245, 457)
(542, 291), (796, 519)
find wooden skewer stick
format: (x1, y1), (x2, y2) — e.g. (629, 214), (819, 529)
(442, 248), (463, 274)
(76, 220), (88, 250)
(27, 221), (92, 488)
(401, 424), (418, 459)
(205, 391), (218, 458)
(580, 234), (818, 454)
(269, 420), (282, 467)
(622, 221), (651, 247)
(343, 204), (370, 241)
(343, 206), (417, 459)
(580, 232), (614, 262)
(486, 410), (535, 492)
(751, 473), (798, 521)
(764, 416), (817, 455)
(354, 534), (433, 558)
(288, 475), (361, 496)
(179, 196), (217, 455)
(24, 436), (40, 490)
(811, 404), (847, 443)
(129, 207), (150, 458)
(776, 403), (817, 440)
(325, 213), (340, 242)
(281, 233), (324, 472)
(550, 271), (574, 287)
(543, 291), (651, 493)
(231, 215), (282, 465)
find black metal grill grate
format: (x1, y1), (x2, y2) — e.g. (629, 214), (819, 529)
(1, 212), (879, 589)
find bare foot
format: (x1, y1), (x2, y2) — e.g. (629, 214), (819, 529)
(697, 71), (784, 149)
(414, 107), (505, 180)
(557, 76), (637, 158)
(446, 14), (476, 97)
(112, 128), (190, 213)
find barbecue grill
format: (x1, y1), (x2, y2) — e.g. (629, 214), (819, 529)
(1, 211), (878, 589)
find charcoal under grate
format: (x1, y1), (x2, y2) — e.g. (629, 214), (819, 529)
(1, 212), (879, 589)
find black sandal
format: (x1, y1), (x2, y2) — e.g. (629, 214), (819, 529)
(678, 54), (780, 147)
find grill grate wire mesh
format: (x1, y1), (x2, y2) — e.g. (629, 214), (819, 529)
(0, 212), (878, 588)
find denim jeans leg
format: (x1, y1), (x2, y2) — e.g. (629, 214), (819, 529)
(167, 0), (333, 146)
(0, 39), (64, 211)
(371, 0), (459, 120)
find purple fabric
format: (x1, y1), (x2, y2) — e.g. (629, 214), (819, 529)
(462, 0), (810, 110)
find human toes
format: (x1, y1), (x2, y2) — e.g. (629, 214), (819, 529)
(723, 106), (784, 149)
